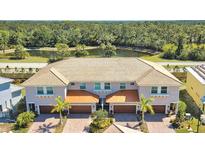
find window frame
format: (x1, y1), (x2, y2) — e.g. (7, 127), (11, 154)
(80, 83), (86, 90)
(104, 82), (111, 90)
(120, 83), (126, 89)
(94, 83), (101, 90)
(46, 87), (54, 95)
(151, 86), (158, 94)
(37, 87), (44, 95)
(161, 86), (168, 94)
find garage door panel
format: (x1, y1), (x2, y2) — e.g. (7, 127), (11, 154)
(40, 106), (55, 114)
(70, 106), (91, 114)
(152, 105), (165, 113)
(114, 105), (136, 113)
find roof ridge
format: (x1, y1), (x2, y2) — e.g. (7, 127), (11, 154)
(135, 68), (154, 84)
(50, 67), (69, 85)
(137, 58), (181, 84)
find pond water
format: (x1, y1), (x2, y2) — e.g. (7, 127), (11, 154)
(28, 48), (151, 58)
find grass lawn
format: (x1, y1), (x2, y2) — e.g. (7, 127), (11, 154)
(0, 47), (198, 63)
(0, 56), (48, 63)
(141, 54), (192, 62)
(175, 118), (205, 133)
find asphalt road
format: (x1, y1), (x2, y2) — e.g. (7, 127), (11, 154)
(0, 63), (48, 68)
(156, 61), (205, 66)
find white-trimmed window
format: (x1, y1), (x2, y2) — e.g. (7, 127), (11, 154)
(46, 87), (54, 95)
(151, 87), (158, 94)
(37, 87), (54, 95)
(80, 83), (86, 89)
(120, 83), (126, 89)
(104, 83), (111, 90)
(37, 87), (44, 95)
(94, 83), (101, 90)
(161, 87), (168, 94)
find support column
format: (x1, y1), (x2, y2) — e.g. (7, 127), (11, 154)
(36, 105), (40, 114)
(136, 104), (141, 114)
(109, 104), (114, 114)
(91, 104), (96, 113)
(175, 103), (179, 114)
(26, 103), (30, 112)
(165, 104), (170, 114)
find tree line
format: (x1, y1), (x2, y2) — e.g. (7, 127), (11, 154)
(1, 21), (205, 60)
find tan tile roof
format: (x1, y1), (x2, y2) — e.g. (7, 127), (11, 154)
(65, 90), (99, 104)
(106, 90), (139, 103)
(137, 58), (181, 86)
(22, 58), (181, 86)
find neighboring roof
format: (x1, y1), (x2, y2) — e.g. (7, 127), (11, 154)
(22, 58), (181, 86)
(106, 90), (139, 103)
(137, 58), (181, 86)
(186, 65), (205, 84)
(22, 62), (68, 86)
(65, 90), (99, 104)
(10, 84), (24, 93)
(0, 77), (13, 84)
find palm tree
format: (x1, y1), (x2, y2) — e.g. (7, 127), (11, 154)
(51, 96), (71, 125)
(140, 95), (155, 123)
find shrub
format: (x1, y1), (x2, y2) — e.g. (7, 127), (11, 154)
(91, 109), (108, 120)
(74, 50), (89, 57)
(15, 112), (35, 128)
(172, 101), (187, 128)
(89, 110), (113, 133)
(13, 45), (29, 59)
(104, 50), (117, 57)
(16, 98), (27, 114)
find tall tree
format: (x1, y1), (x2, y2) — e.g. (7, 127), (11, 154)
(0, 30), (9, 53)
(55, 43), (69, 58)
(51, 96), (71, 125)
(14, 45), (29, 59)
(140, 95), (154, 123)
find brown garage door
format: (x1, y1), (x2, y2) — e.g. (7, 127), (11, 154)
(114, 105), (136, 113)
(70, 106), (91, 114)
(152, 105), (166, 113)
(39, 106), (55, 114)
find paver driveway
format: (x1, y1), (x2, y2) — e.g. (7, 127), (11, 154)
(145, 113), (175, 133)
(114, 114), (140, 131)
(28, 114), (59, 133)
(63, 114), (91, 133)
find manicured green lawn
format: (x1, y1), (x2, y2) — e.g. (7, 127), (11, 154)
(141, 54), (185, 62)
(175, 118), (205, 133)
(0, 56), (48, 63)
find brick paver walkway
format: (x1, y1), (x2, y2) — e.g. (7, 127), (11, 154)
(63, 114), (91, 133)
(28, 114), (59, 133)
(145, 114), (175, 133)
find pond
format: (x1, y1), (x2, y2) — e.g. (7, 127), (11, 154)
(28, 48), (151, 58)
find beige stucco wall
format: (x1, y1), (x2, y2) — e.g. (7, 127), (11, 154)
(68, 82), (138, 98)
(138, 86), (180, 105)
(25, 86), (67, 105)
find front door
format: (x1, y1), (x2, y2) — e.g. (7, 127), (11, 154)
(29, 103), (35, 112)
